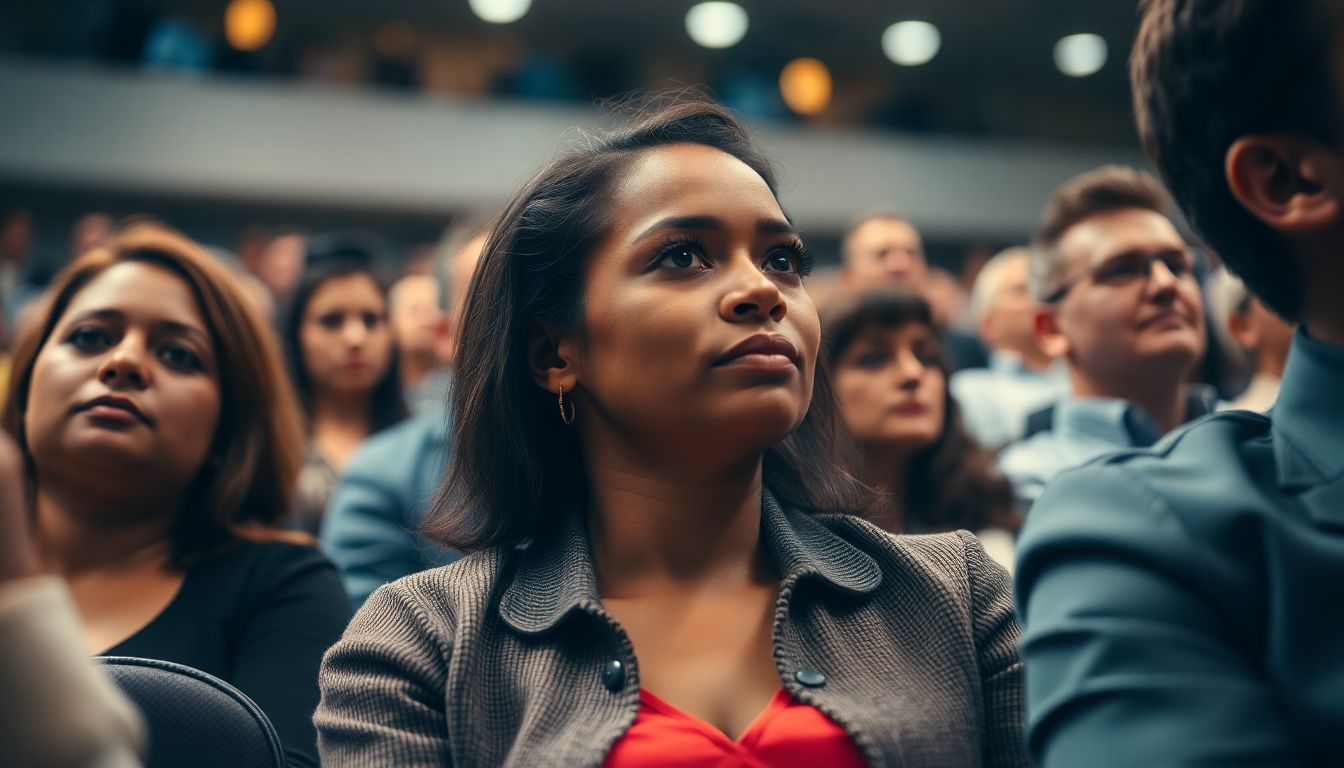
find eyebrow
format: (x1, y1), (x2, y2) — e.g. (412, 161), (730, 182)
(68, 308), (212, 343)
(633, 215), (802, 243)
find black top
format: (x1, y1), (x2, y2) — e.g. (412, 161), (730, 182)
(104, 540), (351, 768)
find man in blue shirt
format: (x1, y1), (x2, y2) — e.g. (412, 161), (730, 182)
(1016, 1), (1344, 764)
(997, 166), (1210, 508)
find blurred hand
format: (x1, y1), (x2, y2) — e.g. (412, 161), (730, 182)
(0, 430), (38, 583)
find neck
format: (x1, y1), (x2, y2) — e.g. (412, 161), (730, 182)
(1070, 365), (1188, 434)
(857, 445), (909, 532)
(34, 487), (175, 576)
(1013, 345), (1055, 372)
(1255, 350), (1287, 381)
(311, 390), (371, 430)
(399, 351), (437, 388)
(584, 449), (771, 598)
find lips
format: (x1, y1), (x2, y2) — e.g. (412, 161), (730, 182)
(713, 334), (801, 368)
(1138, 309), (1193, 329)
(74, 394), (151, 425)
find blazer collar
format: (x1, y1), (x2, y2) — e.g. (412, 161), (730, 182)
(498, 489), (883, 636)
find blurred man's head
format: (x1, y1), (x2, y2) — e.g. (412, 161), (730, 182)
(971, 247), (1050, 366)
(434, 218), (492, 364)
(71, 213), (113, 258)
(1, 209), (33, 264)
(1208, 267), (1295, 379)
(1132, 0), (1344, 334)
(257, 231), (306, 300)
(389, 273), (445, 367)
(841, 213), (928, 290)
(1030, 166), (1205, 390)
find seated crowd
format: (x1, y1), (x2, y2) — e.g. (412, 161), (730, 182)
(1, 0), (1341, 764)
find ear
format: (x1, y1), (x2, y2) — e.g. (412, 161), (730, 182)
(976, 312), (998, 349)
(1033, 306), (1070, 359)
(527, 321), (580, 395)
(1227, 309), (1259, 351)
(1225, 135), (1344, 232)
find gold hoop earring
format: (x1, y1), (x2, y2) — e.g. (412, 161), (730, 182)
(557, 385), (576, 426)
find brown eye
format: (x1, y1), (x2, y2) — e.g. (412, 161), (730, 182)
(67, 326), (111, 351)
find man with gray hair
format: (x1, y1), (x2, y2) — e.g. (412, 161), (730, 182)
(950, 247), (1068, 448)
(998, 165), (1212, 508)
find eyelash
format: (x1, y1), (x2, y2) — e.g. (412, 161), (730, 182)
(649, 235), (814, 278)
(65, 325), (205, 373)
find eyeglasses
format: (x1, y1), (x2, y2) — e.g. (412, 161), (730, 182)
(1043, 247), (1197, 304)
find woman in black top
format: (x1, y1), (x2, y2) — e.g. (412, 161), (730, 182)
(2, 220), (351, 767)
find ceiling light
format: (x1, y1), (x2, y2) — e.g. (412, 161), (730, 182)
(468, 0), (532, 25)
(779, 58), (832, 116)
(882, 21), (941, 66)
(1054, 33), (1107, 77)
(686, 2), (749, 49)
(225, 0), (275, 52)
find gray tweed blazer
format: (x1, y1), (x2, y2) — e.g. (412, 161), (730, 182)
(315, 493), (1027, 767)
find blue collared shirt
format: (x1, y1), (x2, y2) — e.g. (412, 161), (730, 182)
(1014, 329), (1344, 766)
(997, 391), (1210, 509)
(950, 352), (1070, 449)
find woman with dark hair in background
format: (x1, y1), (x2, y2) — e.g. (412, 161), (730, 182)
(2, 221), (351, 768)
(316, 97), (1025, 767)
(282, 234), (407, 534)
(823, 289), (1021, 569)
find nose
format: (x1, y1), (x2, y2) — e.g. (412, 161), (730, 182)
(1146, 258), (1180, 302)
(719, 259), (786, 324)
(97, 338), (152, 389)
(341, 317), (369, 347)
(895, 349), (926, 390)
(883, 248), (913, 275)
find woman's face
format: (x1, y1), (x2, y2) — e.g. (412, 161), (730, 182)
(832, 322), (946, 453)
(24, 261), (222, 495)
(564, 143), (819, 469)
(299, 273), (393, 398)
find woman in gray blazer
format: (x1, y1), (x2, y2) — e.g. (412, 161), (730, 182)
(316, 95), (1027, 767)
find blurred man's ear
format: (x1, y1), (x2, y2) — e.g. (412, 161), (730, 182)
(1226, 135), (1344, 233)
(1034, 306), (1070, 359)
(432, 316), (454, 366)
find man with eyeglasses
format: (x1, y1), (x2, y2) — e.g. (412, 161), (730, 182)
(997, 165), (1211, 508)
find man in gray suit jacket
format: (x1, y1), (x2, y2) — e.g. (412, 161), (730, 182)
(1016, 1), (1344, 765)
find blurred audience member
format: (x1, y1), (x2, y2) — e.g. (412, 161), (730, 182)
(1017, 2), (1344, 764)
(319, 222), (487, 607)
(256, 230), (306, 305)
(1, 428), (146, 768)
(284, 235), (407, 534)
(824, 289), (1020, 569)
(388, 273), (448, 415)
(2, 209), (38, 340)
(840, 212), (989, 371)
(998, 166), (1210, 508)
(1, 222), (350, 768)
(1207, 267), (1294, 412)
(951, 247), (1068, 448)
(924, 266), (973, 331)
(71, 213), (114, 258)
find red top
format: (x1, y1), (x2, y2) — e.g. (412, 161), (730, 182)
(603, 688), (867, 768)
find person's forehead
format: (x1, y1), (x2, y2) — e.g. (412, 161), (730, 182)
(606, 143), (782, 234)
(1060, 207), (1184, 262)
(854, 218), (919, 248)
(65, 261), (204, 326)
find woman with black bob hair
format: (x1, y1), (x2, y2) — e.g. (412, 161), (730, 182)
(823, 289), (1020, 566)
(316, 96), (1026, 767)
(281, 233), (408, 533)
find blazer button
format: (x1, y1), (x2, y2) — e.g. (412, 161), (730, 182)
(602, 658), (625, 692)
(794, 669), (826, 688)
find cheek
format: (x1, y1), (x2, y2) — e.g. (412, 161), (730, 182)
(162, 379), (222, 456)
(833, 371), (883, 429)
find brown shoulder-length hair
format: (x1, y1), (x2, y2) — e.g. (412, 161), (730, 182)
(822, 289), (1019, 534)
(426, 94), (874, 552)
(1, 220), (307, 564)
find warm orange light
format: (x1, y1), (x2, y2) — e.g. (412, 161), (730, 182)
(225, 0), (276, 52)
(779, 58), (832, 116)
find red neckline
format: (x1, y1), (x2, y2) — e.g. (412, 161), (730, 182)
(637, 687), (792, 748)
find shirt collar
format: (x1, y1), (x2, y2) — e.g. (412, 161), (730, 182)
(1053, 397), (1144, 448)
(1272, 329), (1344, 490)
(498, 489), (883, 636)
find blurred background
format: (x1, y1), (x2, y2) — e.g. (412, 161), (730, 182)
(0, 0), (1147, 280)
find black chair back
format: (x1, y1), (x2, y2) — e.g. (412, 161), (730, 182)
(95, 656), (285, 768)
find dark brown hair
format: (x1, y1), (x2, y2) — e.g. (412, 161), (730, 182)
(1030, 165), (1172, 302)
(1131, 0), (1341, 320)
(426, 95), (873, 551)
(2, 220), (307, 564)
(823, 289), (1019, 535)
